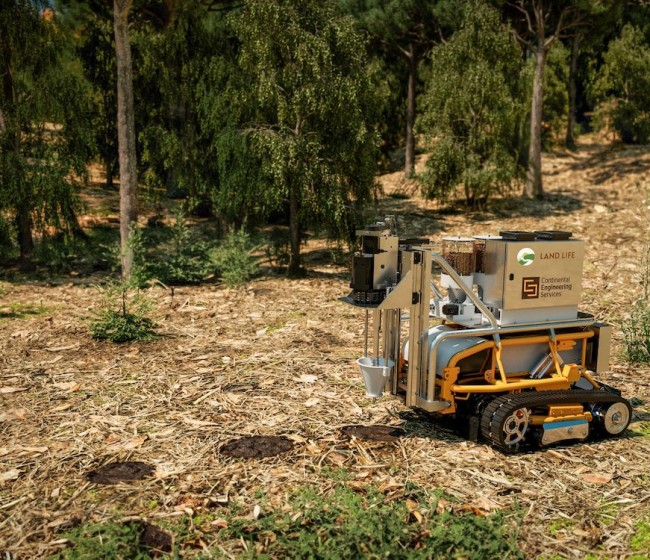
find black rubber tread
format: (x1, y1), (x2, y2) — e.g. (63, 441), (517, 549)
(479, 389), (630, 453)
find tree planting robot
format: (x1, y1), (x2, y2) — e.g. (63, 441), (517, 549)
(341, 218), (631, 453)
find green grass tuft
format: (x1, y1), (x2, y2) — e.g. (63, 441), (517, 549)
(209, 484), (523, 559)
(631, 517), (650, 559)
(0, 302), (50, 320)
(50, 521), (153, 560)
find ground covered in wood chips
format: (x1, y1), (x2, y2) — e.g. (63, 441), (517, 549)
(1, 136), (650, 559)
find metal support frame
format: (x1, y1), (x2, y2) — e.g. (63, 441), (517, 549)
(350, 245), (602, 414)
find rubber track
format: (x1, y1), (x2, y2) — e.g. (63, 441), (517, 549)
(479, 390), (630, 453)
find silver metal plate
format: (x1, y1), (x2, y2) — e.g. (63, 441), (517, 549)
(541, 419), (589, 446)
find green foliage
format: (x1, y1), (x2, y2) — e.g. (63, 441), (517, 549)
(212, 230), (258, 288)
(136, 0), (226, 203)
(548, 517), (575, 537)
(156, 211), (212, 285)
(223, 0), (378, 271)
(592, 25), (650, 144)
(23, 225), (116, 275)
(542, 42), (570, 149)
(121, 226), (153, 289)
(215, 484), (523, 559)
(89, 283), (158, 343)
(61, 1), (118, 187)
(624, 302), (650, 363)
(50, 520), (153, 560)
(418, 1), (526, 206)
(0, 0), (95, 260)
(264, 227), (291, 270)
(622, 244), (650, 363)
(338, 0), (458, 161)
(0, 215), (15, 262)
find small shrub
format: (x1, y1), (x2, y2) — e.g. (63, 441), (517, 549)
(212, 229), (258, 287)
(623, 244), (650, 363)
(34, 234), (85, 273)
(89, 283), (158, 343)
(156, 210), (212, 285)
(623, 303), (650, 363)
(122, 225), (153, 288)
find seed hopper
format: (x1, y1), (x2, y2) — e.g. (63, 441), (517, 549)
(341, 217), (631, 453)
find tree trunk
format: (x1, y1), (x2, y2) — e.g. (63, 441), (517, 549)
(404, 43), (417, 180)
(15, 205), (34, 270)
(2, 38), (34, 269)
(105, 160), (114, 189)
(525, 47), (547, 198)
(288, 188), (302, 277)
(114, 0), (138, 280)
(565, 34), (580, 150)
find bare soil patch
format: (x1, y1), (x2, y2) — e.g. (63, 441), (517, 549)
(1, 136), (649, 558)
(220, 435), (294, 459)
(86, 461), (155, 485)
(341, 425), (406, 442)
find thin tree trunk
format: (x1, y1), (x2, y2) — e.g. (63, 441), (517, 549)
(525, 47), (547, 198)
(288, 188), (301, 277)
(15, 205), (34, 270)
(404, 43), (416, 180)
(565, 34), (580, 150)
(105, 160), (114, 189)
(114, 0), (138, 280)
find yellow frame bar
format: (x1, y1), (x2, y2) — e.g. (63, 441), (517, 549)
(444, 330), (595, 397)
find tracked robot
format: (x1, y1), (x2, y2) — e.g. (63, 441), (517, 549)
(341, 217), (631, 453)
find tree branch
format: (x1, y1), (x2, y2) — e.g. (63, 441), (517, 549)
(512, 29), (534, 51)
(397, 44), (411, 60)
(508, 0), (535, 36)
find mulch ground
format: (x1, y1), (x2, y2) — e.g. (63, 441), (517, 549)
(1, 136), (649, 558)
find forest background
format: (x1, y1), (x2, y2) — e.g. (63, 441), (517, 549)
(1, 0), (649, 281)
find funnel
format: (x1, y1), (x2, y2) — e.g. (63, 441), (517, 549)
(356, 357), (394, 398)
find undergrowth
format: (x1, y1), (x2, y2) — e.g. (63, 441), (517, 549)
(631, 516), (650, 560)
(154, 210), (213, 285)
(0, 302), (49, 320)
(50, 521), (157, 559)
(51, 484), (523, 559)
(211, 229), (258, 287)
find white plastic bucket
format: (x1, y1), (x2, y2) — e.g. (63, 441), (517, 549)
(356, 357), (394, 398)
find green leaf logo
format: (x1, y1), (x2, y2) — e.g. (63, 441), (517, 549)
(517, 248), (535, 266)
